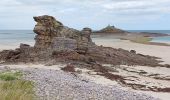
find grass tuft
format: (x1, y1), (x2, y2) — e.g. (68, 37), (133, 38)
(0, 71), (22, 81)
(0, 70), (35, 100)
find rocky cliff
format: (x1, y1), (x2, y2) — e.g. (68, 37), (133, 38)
(0, 15), (163, 67)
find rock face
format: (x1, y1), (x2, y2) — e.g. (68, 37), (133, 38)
(51, 37), (77, 51)
(33, 15), (92, 49)
(0, 15), (164, 67)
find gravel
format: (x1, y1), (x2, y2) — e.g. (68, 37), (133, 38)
(0, 66), (160, 100)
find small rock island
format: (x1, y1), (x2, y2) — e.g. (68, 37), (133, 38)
(95, 25), (127, 34)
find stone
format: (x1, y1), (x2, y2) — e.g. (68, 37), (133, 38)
(164, 64), (170, 68)
(81, 27), (92, 42)
(61, 64), (76, 72)
(20, 43), (30, 49)
(76, 69), (82, 74)
(130, 50), (136, 54)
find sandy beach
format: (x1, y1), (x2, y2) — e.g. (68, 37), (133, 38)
(0, 42), (34, 51)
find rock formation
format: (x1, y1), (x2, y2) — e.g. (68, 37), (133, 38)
(0, 15), (164, 67)
(33, 15), (92, 49)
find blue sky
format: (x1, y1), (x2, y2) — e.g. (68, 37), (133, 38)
(0, 0), (170, 30)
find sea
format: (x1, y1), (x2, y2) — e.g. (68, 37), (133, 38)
(0, 30), (35, 46)
(0, 30), (170, 46)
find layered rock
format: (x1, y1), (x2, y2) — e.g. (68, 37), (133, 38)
(33, 15), (63, 48)
(51, 37), (77, 51)
(33, 15), (92, 49)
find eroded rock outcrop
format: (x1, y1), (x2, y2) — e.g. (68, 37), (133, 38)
(33, 15), (92, 49)
(0, 15), (163, 67)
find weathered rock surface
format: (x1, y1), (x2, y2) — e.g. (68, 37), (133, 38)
(33, 15), (92, 49)
(0, 15), (163, 67)
(51, 37), (77, 51)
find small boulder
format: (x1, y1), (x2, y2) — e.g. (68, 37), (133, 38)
(20, 43), (30, 49)
(61, 64), (75, 72)
(130, 50), (136, 54)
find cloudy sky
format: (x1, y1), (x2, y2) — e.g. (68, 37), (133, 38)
(0, 0), (170, 30)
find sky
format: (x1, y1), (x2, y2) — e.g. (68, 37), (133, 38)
(0, 0), (170, 30)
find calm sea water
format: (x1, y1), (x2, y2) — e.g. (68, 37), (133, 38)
(0, 30), (170, 45)
(0, 30), (35, 46)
